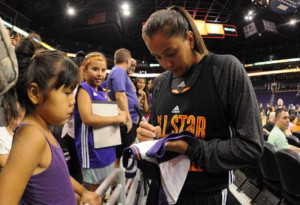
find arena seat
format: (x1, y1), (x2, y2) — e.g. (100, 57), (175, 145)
(275, 149), (300, 205)
(259, 142), (281, 193)
(239, 162), (264, 200)
(286, 135), (300, 147)
(263, 131), (269, 141)
(292, 131), (300, 140)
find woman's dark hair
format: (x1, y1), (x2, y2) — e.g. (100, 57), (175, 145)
(74, 50), (86, 67)
(142, 5), (208, 55)
(2, 88), (19, 124)
(15, 38), (78, 114)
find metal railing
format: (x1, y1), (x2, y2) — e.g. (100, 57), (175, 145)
(89, 165), (147, 205)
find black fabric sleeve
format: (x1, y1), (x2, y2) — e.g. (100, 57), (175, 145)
(194, 54), (264, 173)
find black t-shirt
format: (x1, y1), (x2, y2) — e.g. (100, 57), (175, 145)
(150, 53), (263, 193)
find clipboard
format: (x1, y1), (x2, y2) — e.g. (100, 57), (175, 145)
(92, 101), (121, 149)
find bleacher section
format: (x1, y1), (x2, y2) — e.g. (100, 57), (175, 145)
(255, 90), (299, 109)
(255, 91), (272, 108)
(274, 91), (299, 106)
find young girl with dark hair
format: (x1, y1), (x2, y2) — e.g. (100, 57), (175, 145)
(137, 6), (263, 205)
(134, 77), (150, 116)
(0, 38), (101, 205)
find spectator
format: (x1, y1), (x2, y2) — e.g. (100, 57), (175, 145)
(107, 48), (140, 160)
(263, 112), (275, 135)
(268, 108), (300, 152)
(0, 40), (101, 205)
(74, 52), (126, 191)
(134, 77), (150, 115)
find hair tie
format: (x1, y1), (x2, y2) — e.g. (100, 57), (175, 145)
(83, 56), (105, 68)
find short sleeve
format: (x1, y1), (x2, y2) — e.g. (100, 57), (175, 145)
(110, 68), (127, 92)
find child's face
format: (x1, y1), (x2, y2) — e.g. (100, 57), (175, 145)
(85, 60), (107, 88)
(36, 85), (75, 125)
(137, 79), (146, 90)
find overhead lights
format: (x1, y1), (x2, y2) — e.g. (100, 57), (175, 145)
(289, 19), (296, 25)
(123, 10), (130, 16)
(121, 2), (130, 16)
(245, 10), (255, 21)
(67, 7), (75, 16)
(122, 3), (129, 10)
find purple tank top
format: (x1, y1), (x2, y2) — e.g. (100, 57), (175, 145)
(17, 124), (77, 205)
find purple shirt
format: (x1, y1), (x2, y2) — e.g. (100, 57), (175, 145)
(17, 124), (76, 205)
(107, 66), (139, 123)
(74, 82), (116, 168)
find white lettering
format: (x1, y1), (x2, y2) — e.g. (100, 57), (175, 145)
(224, 27), (236, 32)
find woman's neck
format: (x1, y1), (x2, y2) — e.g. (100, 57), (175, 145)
(193, 52), (205, 66)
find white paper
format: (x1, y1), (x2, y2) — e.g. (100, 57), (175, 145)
(92, 101), (121, 148)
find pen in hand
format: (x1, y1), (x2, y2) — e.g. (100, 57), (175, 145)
(134, 104), (158, 140)
(134, 104), (147, 122)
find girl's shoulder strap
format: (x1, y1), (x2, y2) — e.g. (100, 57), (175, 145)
(13, 123), (30, 133)
(13, 123), (56, 146)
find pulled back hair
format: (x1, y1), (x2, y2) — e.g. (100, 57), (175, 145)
(114, 48), (131, 64)
(15, 38), (78, 114)
(2, 88), (20, 124)
(142, 5), (208, 55)
(82, 52), (107, 69)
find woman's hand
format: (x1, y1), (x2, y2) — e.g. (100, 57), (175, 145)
(165, 140), (189, 154)
(79, 190), (102, 205)
(137, 121), (161, 141)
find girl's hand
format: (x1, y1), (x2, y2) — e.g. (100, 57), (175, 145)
(80, 190), (102, 205)
(138, 89), (146, 99)
(137, 121), (161, 141)
(117, 110), (127, 124)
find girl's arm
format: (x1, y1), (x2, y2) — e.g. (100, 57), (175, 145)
(0, 126), (47, 204)
(77, 89), (126, 127)
(70, 177), (102, 205)
(0, 154), (8, 168)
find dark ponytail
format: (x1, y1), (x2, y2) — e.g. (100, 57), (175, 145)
(15, 38), (35, 73)
(14, 37), (36, 114)
(168, 6), (208, 55)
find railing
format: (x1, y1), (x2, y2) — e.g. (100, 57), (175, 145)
(86, 162), (148, 205)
